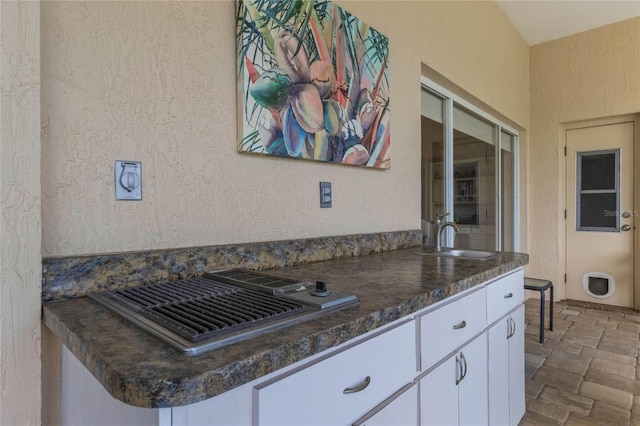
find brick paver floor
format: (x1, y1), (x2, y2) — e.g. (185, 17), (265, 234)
(520, 299), (640, 425)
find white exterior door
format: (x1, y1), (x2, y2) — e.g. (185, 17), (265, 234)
(566, 121), (635, 307)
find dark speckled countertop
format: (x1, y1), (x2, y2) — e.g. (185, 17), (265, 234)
(43, 247), (528, 408)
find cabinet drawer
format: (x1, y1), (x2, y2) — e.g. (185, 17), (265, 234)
(418, 287), (486, 372)
(254, 320), (415, 426)
(486, 269), (524, 325)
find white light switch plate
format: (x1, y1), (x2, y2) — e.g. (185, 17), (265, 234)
(115, 160), (142, 200)
(320, 182), (331, 208)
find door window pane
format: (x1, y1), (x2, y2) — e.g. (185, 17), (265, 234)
(580, 193), (617, 228)
(581, 153), (616, 190)
(576, 150), (619, 231)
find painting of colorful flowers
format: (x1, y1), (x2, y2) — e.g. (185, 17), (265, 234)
(236, 0), (390, 169)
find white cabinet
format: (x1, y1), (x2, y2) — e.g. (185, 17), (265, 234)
(57, 267), (526, 426)
(352, 383), (418, 426)
(419, 333), (488, 426)
(485, 268), (525, 426)
(253, 320), (416, 426)
(488, 305), (525, 426)
(59, 346), (167, 426)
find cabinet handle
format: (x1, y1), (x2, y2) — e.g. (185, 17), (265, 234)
(452, 320), (467, 330)
(507, 317), (517, 339)
(343, 376), (371, 394)
(504, 292), (513, 299)
(455, 356), (462, 385)
(460, 352), (468, 382)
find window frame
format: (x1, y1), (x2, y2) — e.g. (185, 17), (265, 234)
(420, 77), (520, 251)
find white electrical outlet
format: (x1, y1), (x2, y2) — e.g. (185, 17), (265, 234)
(115, 161), (142, 200)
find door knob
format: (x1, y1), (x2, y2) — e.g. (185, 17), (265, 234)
(622, 224), (631, 231)
(622, 211), (631, 218)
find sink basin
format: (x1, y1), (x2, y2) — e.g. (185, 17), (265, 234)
(415, 248), (498, 260)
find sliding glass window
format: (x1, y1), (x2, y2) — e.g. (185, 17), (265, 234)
(420, 85), (519, 251)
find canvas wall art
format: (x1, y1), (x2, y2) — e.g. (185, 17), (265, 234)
(236, 0), (390, 169)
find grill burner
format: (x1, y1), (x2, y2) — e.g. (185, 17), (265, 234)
(89, 269), (359, 355)
(100, 278), (307, 343)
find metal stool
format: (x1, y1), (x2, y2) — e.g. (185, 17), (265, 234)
(524, 277), (553, 343)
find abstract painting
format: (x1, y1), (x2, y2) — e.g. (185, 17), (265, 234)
(236, 0), (390, 169)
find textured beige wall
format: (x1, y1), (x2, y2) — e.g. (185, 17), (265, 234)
(0, 1), (42, 424)
(529, 17), (640, 299)
(41, 0), (529, 258)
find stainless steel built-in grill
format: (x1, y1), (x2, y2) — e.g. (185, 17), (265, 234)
(100, 278), (308, 342)
(89, 269), (359, 355)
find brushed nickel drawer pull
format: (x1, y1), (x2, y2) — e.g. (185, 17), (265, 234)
(504, 292), (513, 298)
(343, 376), (371, 394)
(453, 320), (467, 330)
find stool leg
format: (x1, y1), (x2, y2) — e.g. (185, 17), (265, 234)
(549, 286), (554, 331)
(540, 290), (545, 344)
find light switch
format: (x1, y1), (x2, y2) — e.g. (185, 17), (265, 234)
(320, 182), (331, 208)
(115, 160), (142, 200)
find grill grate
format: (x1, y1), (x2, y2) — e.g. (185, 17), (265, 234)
(207, 268), (300, 289)
(102, 277), (307, 342)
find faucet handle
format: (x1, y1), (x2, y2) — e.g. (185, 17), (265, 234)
(434, 212), (451, 221)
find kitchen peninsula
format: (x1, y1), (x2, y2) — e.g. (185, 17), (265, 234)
(44, 245), (528, 425)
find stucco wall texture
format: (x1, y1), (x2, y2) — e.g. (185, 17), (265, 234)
(40, 1), (529, 258)
(0, 2), (42, 425)
(529, 17), (640, 300)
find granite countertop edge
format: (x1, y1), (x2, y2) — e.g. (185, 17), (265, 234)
(43, 249), (529, 408)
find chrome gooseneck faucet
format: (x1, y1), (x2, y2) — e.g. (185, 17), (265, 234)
(433, 212), (461, 252)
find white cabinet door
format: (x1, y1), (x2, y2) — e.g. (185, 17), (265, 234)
(254, 321), (415, 426)
(457, 334), (488, 426)
(419, 356), (458, 426)
(488, 317), (510, 426)
(353, 383), (418, 426)
(487, 305), (525, 426)
(420, 333), (487, 426)
(508, 306), (526, 426)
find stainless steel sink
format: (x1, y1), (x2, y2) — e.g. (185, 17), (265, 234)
(415, 248), (498, 260)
